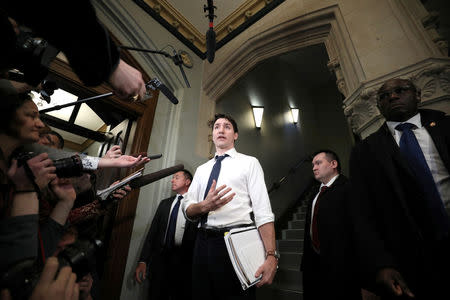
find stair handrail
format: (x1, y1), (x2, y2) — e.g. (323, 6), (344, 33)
(268, 155), (311, 194)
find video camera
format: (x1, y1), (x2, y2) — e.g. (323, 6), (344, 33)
(0, 238), (102, 300)
(16, 151), (84, 178)
(8, 25), (59, 87)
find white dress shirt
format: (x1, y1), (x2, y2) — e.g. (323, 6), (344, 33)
(182, 148), (274, 228)
(310, 174), (339, 236)
(164, 193), (187, 246)
(387, 113), (450, 206)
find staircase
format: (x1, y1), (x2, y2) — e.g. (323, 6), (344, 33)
(257, 202), (307, 300)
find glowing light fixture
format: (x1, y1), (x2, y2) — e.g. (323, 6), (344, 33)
(252, 106), (264, 129)
(290, 108), (299, 124)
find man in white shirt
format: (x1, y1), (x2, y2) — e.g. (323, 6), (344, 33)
(350, 78), (450, 299)
(182, 113), (278, 300)
(135, 169), (197, 300)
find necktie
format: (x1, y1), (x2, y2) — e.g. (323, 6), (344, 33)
(311, 185), (327, 253)
(395, 123), (449, 238)
(166, 195), (183, 249)
(201, 154), (228, 226)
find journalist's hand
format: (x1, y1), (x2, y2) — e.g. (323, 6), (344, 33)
(78, 273), (93, 300)
(30, 257), (79, 300)
(108, 59), (146, 101)
(50, 178), (76, 204)
(376, 268), (415, 298)
(98, 154), (150, 169)
(135, 263), (147, 284)
(110, 182), (131, 200)
(7, 159), (36, 191)
(0, 289), (12, 300)
(104, 145), (122, 159)
(27, 153), (57, 190)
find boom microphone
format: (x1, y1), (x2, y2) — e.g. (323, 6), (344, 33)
(128, 164), (184, 189)
(206, 27), (216, 63)
(204, 0), (216, 63)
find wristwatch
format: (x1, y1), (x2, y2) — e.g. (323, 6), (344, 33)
(266, 250), (280, 260)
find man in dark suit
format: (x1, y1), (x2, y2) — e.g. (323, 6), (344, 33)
(350, 78), (450, 299)
(301, 150), (362, 300)
(135, 169), (197, 300)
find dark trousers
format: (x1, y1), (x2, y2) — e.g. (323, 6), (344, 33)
(192, 229), (256, 300)
(149, 247), (191, 300)
(302, 247), (362, 300)
(302, 248), (321, 300)
(398, 236), (450, 300)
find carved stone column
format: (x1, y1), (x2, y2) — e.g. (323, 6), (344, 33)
(412, 63), (450, 110)
(421, 11), (449, 56)
(343, 86), (382, 139)
(327, 59), (349, 97)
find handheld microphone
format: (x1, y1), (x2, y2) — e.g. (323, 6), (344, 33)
(147, 78), (179, 104)
(128, 164), (184, 189)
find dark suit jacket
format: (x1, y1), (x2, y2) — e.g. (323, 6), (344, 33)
(300, 174), (361, 300)
(139, 196), (197, 298)
(349, 109), (450, 297)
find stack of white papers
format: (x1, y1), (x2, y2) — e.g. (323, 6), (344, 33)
(224, 226), (265, 290)
(96, 168), (144, 201)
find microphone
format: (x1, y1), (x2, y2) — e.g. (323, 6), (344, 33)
(204, 0), (216, 63)
(146, 78), (179, 104)
(206, 27), (216, 63)
(128, 164), (184, 189)
(119, 45), (191, 88)
(172, 50), (191, 88)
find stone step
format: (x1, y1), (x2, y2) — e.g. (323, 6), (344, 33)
(278, 252), (302, 269)
(288, 220), (305, 229)
(256, 285), (303, 300)
(297, 205), (308, 213)
(273, 268), (302, 291)
(292, 212), (306, 221)
(282, 228), (304, 240)
(262, 201), (307, 300)
(278, 239), (303, 253)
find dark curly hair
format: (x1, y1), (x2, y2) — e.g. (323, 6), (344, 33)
(207, 113), (238, 133)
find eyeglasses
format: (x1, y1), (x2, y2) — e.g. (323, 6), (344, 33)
(377, 86), (414, 101)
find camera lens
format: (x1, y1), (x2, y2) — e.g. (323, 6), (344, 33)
(53, 155), (83, 178)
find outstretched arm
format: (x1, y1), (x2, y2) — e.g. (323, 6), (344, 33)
(98, 154), (150, 169)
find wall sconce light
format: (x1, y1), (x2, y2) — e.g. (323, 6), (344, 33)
(252, 106), (264, 129)
(290, 108), (299, 124)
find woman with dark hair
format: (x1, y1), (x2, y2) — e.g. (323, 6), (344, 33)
(0, 93), (58, 268)
(0, 93), (82, 299)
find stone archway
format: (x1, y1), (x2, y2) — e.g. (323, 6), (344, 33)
(201, 1), (450, 140)
(203, 4), (364, 102)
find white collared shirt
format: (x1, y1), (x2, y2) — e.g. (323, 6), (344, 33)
(310, 174), (340, 236)
(182, 148), (274, 228)
(387, 113), (450, 206)
(164, 193), (187, 246)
